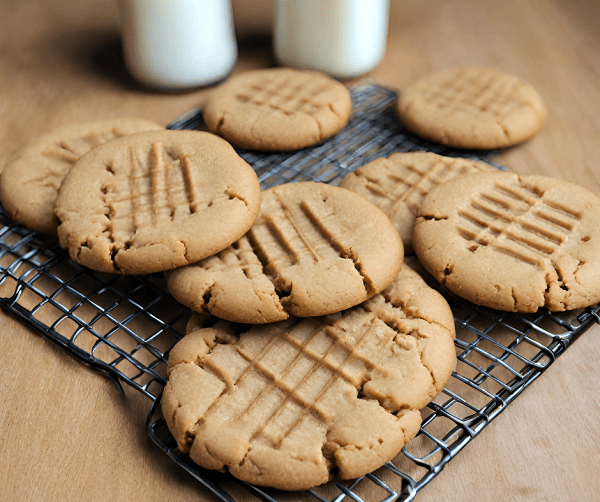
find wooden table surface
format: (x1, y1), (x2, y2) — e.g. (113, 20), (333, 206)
(1, 0), (599, 501)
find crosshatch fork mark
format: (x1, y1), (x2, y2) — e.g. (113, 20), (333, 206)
(251, 195), (362, 272)
(103, 142), (202, 245)
(41, 144), (80, 165)
(358, 157), (495, 218)
(227, 317), (384, 448)
(361, 159), (453, 211)
(42, 129), (130, 165)
(38, 132), (127, 189)
(418, 68), (523, 118)
(234, 76), (333, 117)
(457, 182), (582, 266)
(382, 160), (462, 212)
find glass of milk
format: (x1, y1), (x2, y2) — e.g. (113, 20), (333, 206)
(117, 0), (238, 90)
(273, 0), (390, 79)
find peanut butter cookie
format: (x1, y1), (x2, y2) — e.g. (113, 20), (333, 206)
(54, 130), (261, 275)
(162, 265), (456, 490)
(203, 67), (352, 151)
(166, 181), (403, 323)
(396, 66), (547, 149)
(413, 171), (600, 312)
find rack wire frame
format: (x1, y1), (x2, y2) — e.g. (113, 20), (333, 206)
(0, 83), (597, 502)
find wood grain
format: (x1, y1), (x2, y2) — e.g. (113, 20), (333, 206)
(1, 0), (599, 501)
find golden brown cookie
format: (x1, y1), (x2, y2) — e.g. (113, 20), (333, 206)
(202, 67), (352, 151)
(396, 66), (547, 149)
(165, 181), (404, 323)
(413, 171), (600, 312)
(54, 130), (261, 275)
(339, 151), (497, 253)
(162, 265), (456, 490)
(0, 118), (163, 234)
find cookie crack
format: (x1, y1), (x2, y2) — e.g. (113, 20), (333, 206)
(224, 186), (251, 208)
(99, 178), (122, 272)
(171, 405), (197, 450)
(365, 296), (413, 331)
(202, 286), (213, 312)
(555, 266), (569, 292)
(236, 445), (255, 471)
(356, 373), (373, 401)
(440, 263), (453, 286)
(510, 287), (517, 310)
(389, 294), (448, 332)
(399, 328), (439, 395)
(180, 240), (189, 263)
(340, 249), (372, 294)
(421, 214), (448, 221)
(543, 260), (574, 310)
(574, 259), (585, 278)
(110, 246), (122, 273)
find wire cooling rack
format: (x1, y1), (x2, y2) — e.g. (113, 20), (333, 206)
(1, 83), (598, 502)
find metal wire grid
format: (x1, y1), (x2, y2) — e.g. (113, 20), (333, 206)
(0, 222), (189, 399)
(0, 83), (597, 502)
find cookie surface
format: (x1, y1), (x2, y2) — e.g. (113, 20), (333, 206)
(339, 151), (497, 253)
(162, 265), (456, 490)
(202, 67), (352, 151)
(396, 66), (547, 149)
(165, 181), (403, 323)
(0, 118), (163, 234)
(55, 130), (261, 275)
(413, 171), (600, 312)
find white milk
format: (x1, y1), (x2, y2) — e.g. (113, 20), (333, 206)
(117, 0), (237, 90)
(273, 0), (390, 79)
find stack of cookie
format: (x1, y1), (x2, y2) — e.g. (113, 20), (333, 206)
(3, 65), (596, 492)
(163, 265), (456, 491)
(159, 174), (458, 490)
(0, 67), (458, 491)
(159, 66), (599, 490)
